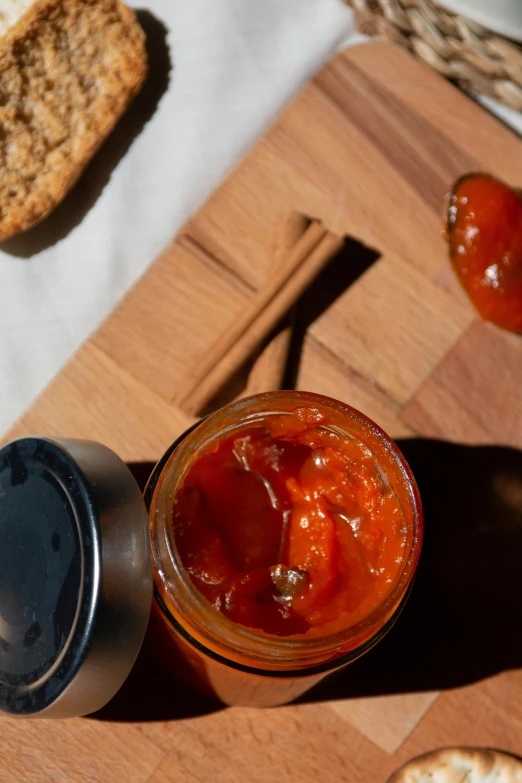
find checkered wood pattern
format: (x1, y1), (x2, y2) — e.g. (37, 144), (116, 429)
(3, 42), (522, 783)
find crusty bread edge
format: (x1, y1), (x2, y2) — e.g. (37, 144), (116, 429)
(0, 0), (148, 240)
(388, 747), (522, 782)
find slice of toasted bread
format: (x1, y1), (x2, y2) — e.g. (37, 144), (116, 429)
(0, 0), (147, 239)
(388, 747), (522, 782)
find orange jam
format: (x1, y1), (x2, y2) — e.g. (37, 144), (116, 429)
(446, 173), (522, 332)
(172, 405), (407, 638)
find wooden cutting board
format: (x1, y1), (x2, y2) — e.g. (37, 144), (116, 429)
(2, 41), (522, 783)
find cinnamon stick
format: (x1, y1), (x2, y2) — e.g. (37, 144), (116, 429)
(246, 212), (310, 394)
(246, 316), (295, 394)
(175, 220), (343, 416)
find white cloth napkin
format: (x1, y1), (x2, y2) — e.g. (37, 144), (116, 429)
(0, 0), (355, 434)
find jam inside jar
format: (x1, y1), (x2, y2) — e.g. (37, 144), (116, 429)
(147, 392), (422, 707)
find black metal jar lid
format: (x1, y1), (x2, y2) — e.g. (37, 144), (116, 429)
(0, 437), (152, 719)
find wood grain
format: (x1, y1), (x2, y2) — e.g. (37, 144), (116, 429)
(2, 42), (522, 783)
(329, 691), (440, 754)
(402, 320), (522, 447)
(311, 250), (474, 404)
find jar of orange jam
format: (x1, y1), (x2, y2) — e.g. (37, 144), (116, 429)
(146, 391), (422, 707)
(0, 391), (421, 717)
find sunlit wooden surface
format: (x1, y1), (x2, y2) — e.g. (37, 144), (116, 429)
(3, 42), (522, 783)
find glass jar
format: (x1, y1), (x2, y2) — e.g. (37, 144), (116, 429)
(146, 391), (422, 708)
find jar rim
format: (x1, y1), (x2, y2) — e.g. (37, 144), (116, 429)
(149, 391), (423, 668)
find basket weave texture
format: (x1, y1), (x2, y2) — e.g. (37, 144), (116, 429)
(345, 0), (522, 112)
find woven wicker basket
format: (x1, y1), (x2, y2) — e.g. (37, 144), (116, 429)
(345, 0), (522, 112)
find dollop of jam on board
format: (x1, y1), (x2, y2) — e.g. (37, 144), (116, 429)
(446, 173), (522, 332)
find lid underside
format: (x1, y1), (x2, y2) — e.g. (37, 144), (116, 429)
(0, 437), (152, 718)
